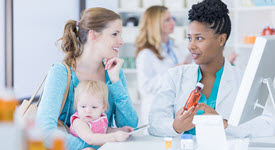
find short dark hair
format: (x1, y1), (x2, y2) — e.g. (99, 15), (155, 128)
(188, 0), (231, 41)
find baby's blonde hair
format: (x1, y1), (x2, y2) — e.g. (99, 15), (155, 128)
(74, 80), (108, 110)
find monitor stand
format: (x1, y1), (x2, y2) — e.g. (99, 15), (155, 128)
(254, 78), (275, 111)
(250, 77), (275, 148)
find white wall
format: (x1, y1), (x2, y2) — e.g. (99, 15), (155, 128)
(86, 0), (118, 11)
(13, 0), (79, 98)
(0, 0), (4, 89)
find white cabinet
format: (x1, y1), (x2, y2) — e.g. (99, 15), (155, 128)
(232, 0), (275, 70)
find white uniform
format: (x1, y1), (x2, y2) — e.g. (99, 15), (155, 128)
(148, 59), (275, 138)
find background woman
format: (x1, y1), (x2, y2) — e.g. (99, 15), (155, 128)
(135, 6), (192, 126)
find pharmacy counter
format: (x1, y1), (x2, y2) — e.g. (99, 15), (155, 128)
(99, 134), (275, 150)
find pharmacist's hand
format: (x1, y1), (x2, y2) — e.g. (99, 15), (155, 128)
(197, 103), (218, 115)
(104, 57), (124, 83)
(198, 103), (228, 129)
(112, 131), (129, 142)
(227, 51), (238, 64)
(173, 106), (199, 133)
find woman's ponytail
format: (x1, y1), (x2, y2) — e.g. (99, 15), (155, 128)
(57, 20), (81, 70)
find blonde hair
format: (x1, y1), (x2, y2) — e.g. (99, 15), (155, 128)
(74, 80), (109, 110)
(135, 5), (168, 60)
(57, 7), (121, 70)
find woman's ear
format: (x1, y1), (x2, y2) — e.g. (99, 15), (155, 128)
(219, 33), (227, 47)
(89, 30), (100, 40)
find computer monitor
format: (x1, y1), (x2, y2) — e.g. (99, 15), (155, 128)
(229, 35), (275, 126)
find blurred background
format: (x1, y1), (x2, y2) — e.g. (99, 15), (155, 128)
(1, 0), (275, 104)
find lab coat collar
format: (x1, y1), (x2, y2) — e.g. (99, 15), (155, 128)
(182, 59), (234, 106)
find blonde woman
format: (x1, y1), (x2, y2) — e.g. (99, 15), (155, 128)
(135, 6), (191, 127)
(36, 8), (138, 150)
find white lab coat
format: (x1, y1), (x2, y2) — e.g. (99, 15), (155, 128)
(148, 59), (275, 138)
(136, 44), (189, 125)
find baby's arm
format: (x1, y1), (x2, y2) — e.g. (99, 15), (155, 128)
(72, 118), (129, 145)
(107, 126), (134, 133)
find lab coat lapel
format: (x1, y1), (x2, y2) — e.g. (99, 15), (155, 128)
(176, 64), (198, 111)
(182, 64), (199, 96)
(216, 60), (234, 106)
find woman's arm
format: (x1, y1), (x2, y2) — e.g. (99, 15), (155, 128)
(36, 63), (97, 150)
(108, 69), (139, 128)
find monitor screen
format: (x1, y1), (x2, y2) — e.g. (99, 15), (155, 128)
(229, 36), (275, 126)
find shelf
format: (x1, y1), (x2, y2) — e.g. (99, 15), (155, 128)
(122, 26), (187, 43)
(170, 8), (189, 13)
(117, 8), (190, 13)
(123, 68), (137, 74)
(122, 26), (186, 29)
(236, 6), (275, 12)
(121, 27), (139, 43)
(236, 44), (254, 49)
(117, 8), (145, 13)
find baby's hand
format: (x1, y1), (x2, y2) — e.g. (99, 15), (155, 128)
(119, 126), (134, 133)
(113, 131), (129, 142)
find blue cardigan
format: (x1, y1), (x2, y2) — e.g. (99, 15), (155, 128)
(36, 63), (138, 149)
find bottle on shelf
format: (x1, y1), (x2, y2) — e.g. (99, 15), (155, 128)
(183, 82), (204, 111)
(25, 114), (47, 150)
(261, 25), (275, 36)
(0, 89), (19, 122)
(52, 130), (66, 150)
(265, 26), (272, 35)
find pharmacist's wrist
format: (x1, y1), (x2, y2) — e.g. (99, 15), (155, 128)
(173, 121), (184, 134)
(223, 119), (228, 129)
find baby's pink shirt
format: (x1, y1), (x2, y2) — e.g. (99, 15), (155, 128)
(70, 112), (108, 137)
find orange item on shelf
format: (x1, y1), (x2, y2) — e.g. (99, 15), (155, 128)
(252, 36), (256, 44)
(52, 139), (65, 150)
(27, 140), (46, 150)
(244, 36), (249, 44)
(1, 99), (18, 122)
(0, 98), (3, 121)
(248, 36), (256, 44)
(183, 83), (204, 111)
